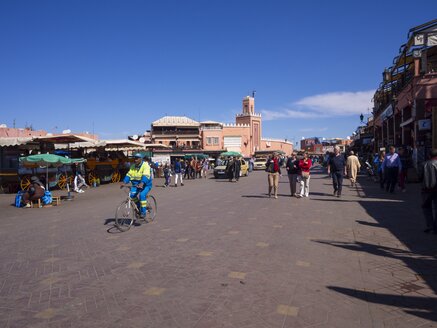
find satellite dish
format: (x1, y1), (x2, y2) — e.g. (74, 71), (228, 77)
(139, 137), (145, 143)
(62, 129), (71, 134)
(132, 134), (138, 140)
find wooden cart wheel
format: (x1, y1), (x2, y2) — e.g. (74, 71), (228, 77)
(20, 175), (32, 191)
(88, 171), (98, 186)
(111, 171), (121, 183)
(58, 174), (73, 190)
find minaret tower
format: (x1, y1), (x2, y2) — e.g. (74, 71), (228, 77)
(235, 93), (262, 154)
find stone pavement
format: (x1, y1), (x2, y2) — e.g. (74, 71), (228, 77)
(0, 166), (436, 328)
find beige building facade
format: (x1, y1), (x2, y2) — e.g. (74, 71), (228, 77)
(260, 138), (293, 155)
(149, 95), (292, 157)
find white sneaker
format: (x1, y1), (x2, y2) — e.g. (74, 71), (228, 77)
(78, 189), (85, 193)
(24, 203), (31, 208)
(74, 189), (79, 193)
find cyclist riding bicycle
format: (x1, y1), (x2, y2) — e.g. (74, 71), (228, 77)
(121, 153), (152, 218)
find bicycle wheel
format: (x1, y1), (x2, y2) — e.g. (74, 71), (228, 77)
(115, 200), (135, 231)
(146, 195), (157, 222)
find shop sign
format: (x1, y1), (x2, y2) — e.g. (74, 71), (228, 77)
(380, 104), (393, 121)
(418, 119), (431, 131)
(152, 155), (171, 165)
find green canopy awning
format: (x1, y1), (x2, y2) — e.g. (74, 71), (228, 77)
(220, 151), (242, 157)
(71, 158), (87, 163)
(19, 154), (73, 167)
(19, 154), (83, 190)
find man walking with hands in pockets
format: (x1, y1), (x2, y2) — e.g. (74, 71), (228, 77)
(328, 146), (347, 198)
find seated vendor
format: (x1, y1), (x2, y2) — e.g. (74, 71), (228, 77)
(22, 176), (45, 208)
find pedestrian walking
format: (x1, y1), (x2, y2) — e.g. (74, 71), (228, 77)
(249, 157), (255, 172)
(298, 152), (312, 197)
(174, 159), (184, 187)
(196, 159), (202, 178)
(346, 151), (361, 187)
(382, 145), (402, 193)
(163, 163), (171, 187)
(226, 157), (236, 182)
(420, 149), (437, 233)
(234, 158), (241, 181)
(327, 146), (347, 197)
(286, 152), (300, 197)
(184, 160), (191, 180)
(190, 158), (197, 179)
(374, 150), (386, 188)
(398, 147), (411, 192)
(266, 153), (281, 199)
(201, 159), (209, 178)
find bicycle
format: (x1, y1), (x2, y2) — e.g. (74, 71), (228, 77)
(115, 186), (157, 231)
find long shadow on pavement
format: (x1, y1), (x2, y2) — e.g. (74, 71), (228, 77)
(312, 176), (437, 321)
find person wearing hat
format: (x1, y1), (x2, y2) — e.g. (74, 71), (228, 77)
(121, 153), (152, 218)
(22, 176), (45, 208)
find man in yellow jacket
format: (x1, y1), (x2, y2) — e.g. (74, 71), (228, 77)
(122, 153), (152, 218)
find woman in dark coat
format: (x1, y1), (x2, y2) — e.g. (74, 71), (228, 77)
(226, 157), (236, 182)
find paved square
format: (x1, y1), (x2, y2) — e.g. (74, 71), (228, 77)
(0, 166), (437, 327)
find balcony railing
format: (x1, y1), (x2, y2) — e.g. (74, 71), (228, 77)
(152, 130), (200, 136)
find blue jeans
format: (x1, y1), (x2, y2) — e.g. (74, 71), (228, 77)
(332, 172), (344, 195)
(385, 167), (399, 193)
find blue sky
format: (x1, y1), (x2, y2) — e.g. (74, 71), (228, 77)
(1, 1), (436, 146)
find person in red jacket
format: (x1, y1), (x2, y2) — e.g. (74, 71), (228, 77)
(298, 152), (312, 198)
(266, 153), (281, 199)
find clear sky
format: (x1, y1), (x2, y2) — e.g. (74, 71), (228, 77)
(1, 1), (436, 145)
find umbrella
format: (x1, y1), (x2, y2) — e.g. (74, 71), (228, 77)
(220, 151), (242, 157)
(71, 158), (87, 163)
(19, 154), (75, 190)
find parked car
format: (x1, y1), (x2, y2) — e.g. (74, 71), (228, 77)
(214, 158), (249, 178)
(253, 157), (267, 170)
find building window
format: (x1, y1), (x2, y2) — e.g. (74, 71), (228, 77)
(206, 137), (219, 145)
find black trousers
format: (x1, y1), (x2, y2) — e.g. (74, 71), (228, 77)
(385, 167), (399, 193)
(422, 192), (437, 232)
(332, 172), (344, 195)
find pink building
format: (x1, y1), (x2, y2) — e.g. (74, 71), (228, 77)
(149, 95), (293, 157)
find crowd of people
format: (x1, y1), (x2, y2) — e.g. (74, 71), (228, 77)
(16, 145), (437, 236)
(160, 157), (211, 187)
(263, 147), (360, 200)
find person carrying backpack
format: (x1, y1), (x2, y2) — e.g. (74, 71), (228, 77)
(421, 149), (437, 233)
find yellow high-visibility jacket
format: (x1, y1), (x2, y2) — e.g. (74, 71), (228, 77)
(124, 161), (152, 185)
